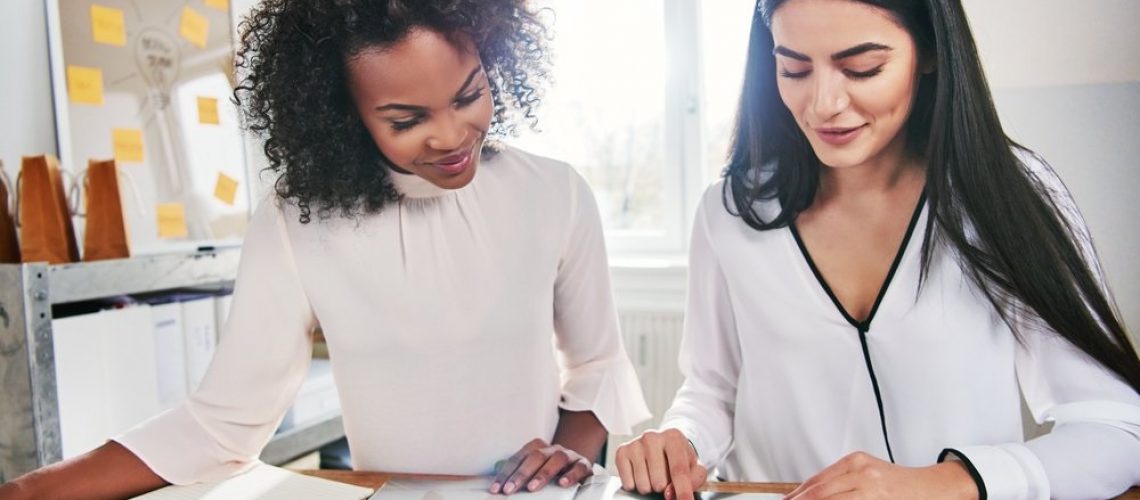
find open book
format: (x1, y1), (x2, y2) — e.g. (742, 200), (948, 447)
(370, 475), (783, 500)
(130, 463), (374, 500)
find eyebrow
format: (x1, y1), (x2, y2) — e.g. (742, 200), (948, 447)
(375, 66), (483, 113)
(773, 42), (893, 62)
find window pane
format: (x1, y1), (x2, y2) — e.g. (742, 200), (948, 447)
(514, 1), (668, 233)
(700, 0), (755, 181)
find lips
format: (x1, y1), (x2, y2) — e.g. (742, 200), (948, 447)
(815, 125), (866, 146)
(427, 143), (476, 175)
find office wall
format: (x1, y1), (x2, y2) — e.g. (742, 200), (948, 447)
(2, 0), (1138, 339)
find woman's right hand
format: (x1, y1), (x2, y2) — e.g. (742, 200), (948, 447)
(615, 429), (707, 500)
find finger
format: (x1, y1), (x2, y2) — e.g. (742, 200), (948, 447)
(785, 454), (858, 498)
(491, 449), (528, 493)
(690, 462), (708, 490)
(647, 439), (670, 492)
(504, 449), (549, 495)
(630, 446), (654, 495)
(616, 452), (637, 491)
(787, 471), (859, 500)
(556, 459), (593, 487)
(664, 438), (695, 500)
(527, 450), (571, 491)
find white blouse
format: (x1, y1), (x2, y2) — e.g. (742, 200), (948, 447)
(115, 146), (650, 484)
(661, 154), (1140, 500)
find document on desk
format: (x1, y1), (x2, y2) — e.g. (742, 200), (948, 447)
(371, 476), (783, 500)
(130, 462), (374, 500)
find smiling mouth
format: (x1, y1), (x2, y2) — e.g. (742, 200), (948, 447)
(427, 141), (478, 175)
(814, 125), (866, 146)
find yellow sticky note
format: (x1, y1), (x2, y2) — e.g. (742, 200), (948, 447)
(112, 128), (144, 163)
(67, 66), (104, 105)
(179, 6), (209, 49)
(90, 5), (126, 47)
(156, 203), (189, 238)
(214, 172), (239, 205)
(197, 96), (220, 125)
(204, 0), (229, 12)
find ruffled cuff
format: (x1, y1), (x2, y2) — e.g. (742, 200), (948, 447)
(558, 357), (651, 435)
(938, 444), (1049, 500)
(113, 405), (258, 485)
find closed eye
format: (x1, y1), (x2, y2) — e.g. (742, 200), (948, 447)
(455, 87), (485, 107)
(844, 65), (884, 79)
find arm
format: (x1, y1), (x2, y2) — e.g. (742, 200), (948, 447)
(552, 408), (608, 463)
(0, 441), (165, 500)
(941, 153), (1140, 500)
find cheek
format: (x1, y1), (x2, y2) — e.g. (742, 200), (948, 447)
(371, 126), (421, 164)
(775, 79), (806, 118)
(469, 95), (494, 129)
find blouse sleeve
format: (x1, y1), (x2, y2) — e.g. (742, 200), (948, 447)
(941, 152), (1140, 500)
(552, 167), (651, 436)
(660, 184), (742, 470)
(112, 198), (318, 485)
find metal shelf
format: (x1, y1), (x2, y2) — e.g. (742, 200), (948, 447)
(261, 413), (345, 466)
(47, 248), (241, 304)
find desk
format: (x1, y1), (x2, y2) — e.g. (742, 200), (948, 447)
(301, 470), (1140, 499)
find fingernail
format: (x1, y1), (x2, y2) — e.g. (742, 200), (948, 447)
(528, 480), (541, 491)
(489, 482), (500, 494)
(503, 482), (515, 494)
(559, 477), (570, 486)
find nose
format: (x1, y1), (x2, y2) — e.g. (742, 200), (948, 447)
(809, 70), (850, 121)
(426, 110), (468, 152)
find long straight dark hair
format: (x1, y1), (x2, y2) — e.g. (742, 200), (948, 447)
(724, 0), (1140, 392)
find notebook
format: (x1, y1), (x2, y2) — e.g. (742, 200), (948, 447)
(130, 463), (374, 500)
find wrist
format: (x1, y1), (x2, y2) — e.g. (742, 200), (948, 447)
(932, 461), (980, 500)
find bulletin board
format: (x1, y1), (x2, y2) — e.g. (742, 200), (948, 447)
(45, 0), (250, 256)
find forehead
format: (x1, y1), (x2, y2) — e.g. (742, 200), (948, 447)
(770, 0), (912, 53)
(347, 29), (481, 104)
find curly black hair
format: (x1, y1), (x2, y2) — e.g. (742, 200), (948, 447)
(233, 0), (550, 223)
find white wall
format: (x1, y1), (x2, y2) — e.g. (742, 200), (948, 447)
(963, 0), (1140, 341)
(3, 0), (1138, 339)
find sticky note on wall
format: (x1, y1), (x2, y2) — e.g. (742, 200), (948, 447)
(179, 6), (209, 49)
(197, 97), (219, 125)
(67, 66), (104, 105)
(112, 129), (144, 163)
(156, 203), (188, 238)
(214, 173), (239, 206)
(204, 0), (229, 12)
(90, 5), (126, 47)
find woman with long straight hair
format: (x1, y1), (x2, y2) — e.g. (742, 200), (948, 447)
(616, 0), (1140, 499)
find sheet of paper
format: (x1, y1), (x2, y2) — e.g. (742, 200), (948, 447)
(131, 462), (373, 500)
(197, 96), (220, 125)
(104, 306), (162, 432)
(179, 6), (209, 49)
(67, 65), (104, 105)
(90, 4), (126, 46)
(112, 128), (145, 163)
(373, 478), (579, 500)
(52, 313), (112, 459)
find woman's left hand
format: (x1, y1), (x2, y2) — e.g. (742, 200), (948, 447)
(784, 451), (979, 500)
(490, 438), (594, 495)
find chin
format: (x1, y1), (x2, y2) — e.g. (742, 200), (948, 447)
(429, 163), (478, 190)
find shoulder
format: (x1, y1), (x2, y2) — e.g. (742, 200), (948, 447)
(481, 143), (592, 210)
(483, 143), (577, 186)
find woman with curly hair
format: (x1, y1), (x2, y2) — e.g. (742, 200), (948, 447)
(0, 1), (649, 498)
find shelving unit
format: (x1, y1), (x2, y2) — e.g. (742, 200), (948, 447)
(0, 249), (344, 482)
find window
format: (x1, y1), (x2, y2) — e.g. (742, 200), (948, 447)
(514, 0), (755, 256)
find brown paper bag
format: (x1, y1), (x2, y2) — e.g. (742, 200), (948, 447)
(0, 161), (20, 263)
(18, 155), (79, 264)
(82, 159), (131, 261)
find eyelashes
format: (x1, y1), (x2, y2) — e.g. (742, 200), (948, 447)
(388, 86), (486, 132)
(779, 65), (885, 80)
